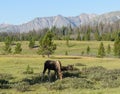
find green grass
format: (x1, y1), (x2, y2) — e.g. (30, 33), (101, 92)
(0, 40), (115, 56)
(53, 41), (114, 56)
(1, 87), (120, 94)
(0, 55), (120, 93)
(0, 40), (120, 94)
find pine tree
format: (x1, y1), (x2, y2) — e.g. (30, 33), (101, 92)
(76, 31), (81, 40)
(86, 46), (90, 55)
(14, 43), (22, 54)
(4, 43), (12, 54)
(65, 51), (68, 55)
(37, 30), (56, 57)
(98, 42), (105, 57)
(66, 35), (70, 47)
(85, 28), (91, 41)
(3, 37), (12, 54)
(94, 29), (101, 41)
(114, 32), (120, 57)
(29, 37), (35, 48)
(107, 44), (111, 54)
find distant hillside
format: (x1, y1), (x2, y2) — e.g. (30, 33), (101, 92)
(0, 11), (120, 33)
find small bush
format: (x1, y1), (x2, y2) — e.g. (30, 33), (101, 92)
(82, 66), (107, 82)
(49, 77), (95, 90)
(22, 75), (42, 85)
(0, 79), (10, 89)
(14, 43), (22, 54)
(81, 51), (84, 55)
(14, 82), (29, 92)
(24, 65), (34, 74)
(101, 77), (120, 88)
(0, 73), (13, 80)
(65, 51), (68, 55)
(0, 73), (13, 89)
(81, 66), (120, 88)
(62, 70), (80, 78)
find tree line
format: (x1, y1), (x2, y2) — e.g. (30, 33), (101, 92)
(2, 31), (120, 58)
(2, 31), (56, 57)
(0, 21), (120, 42)
(0, 21), (120, 57)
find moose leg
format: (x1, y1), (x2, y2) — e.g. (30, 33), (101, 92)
(48, 70), (51, 81)
(54, 71), (58, 79)
(41, 68), (47, 81)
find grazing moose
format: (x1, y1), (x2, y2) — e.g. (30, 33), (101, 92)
(41, 60), (62, 81)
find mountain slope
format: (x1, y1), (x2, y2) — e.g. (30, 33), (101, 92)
(0, 11), (120, 33)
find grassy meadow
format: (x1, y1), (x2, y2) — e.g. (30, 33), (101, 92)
(0, 40), (115, 56)
(0, 40), (120, 94)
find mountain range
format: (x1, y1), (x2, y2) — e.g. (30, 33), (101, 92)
(0, 11), (120, 33)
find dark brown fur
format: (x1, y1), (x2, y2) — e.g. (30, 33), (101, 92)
(42, 60), (62, 80)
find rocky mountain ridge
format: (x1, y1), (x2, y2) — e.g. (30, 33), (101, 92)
(0, 11), (120, 33)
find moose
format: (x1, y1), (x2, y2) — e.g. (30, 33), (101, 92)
(41, 60), (74, 81)
(41, 60), (63, 81)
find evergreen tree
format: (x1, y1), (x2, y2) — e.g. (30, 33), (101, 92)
(106, 33), (112, 41)
(86, 46), (90, 55)
(14, 43), (22, 54)
(107, 44), (111, 54)
(37, 30), (56, 57)
(29, 37), (35, 48)
(82, 35), (85, 41)
(81, 51), (84, 55)
(4, 43), (12, 54)
(98, 42), (106, 57)
(62, 26), (66, 36)
(85, 28), (91, 41)
(94, 29), (101, 41)
(5, 36), (12, 46)
(114, 32), (120, 57)
(66, 35), (70, 47)
(65, 51), (68, 55)
(3, 37), (12, 54)
(76, 31), (81, 40)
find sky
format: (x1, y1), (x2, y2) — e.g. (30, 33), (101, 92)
(0, 0), (120, 25)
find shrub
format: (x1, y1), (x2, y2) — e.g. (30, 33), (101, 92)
(101, 77), (120, 88)
(0, 73), (13, 89)
(98, 42), (106, 57)
(42, 66), (120, 90)
(81, 66), (120, 88)
(62, 70), (80, 78)
(24, 65), (34, 74)
(0, 79), (10, 89)
(14, 43), (22, 54)
(49, 77), (95, 90)
(81, 51), (84, 55)
(29, 38), (35, 48)
(22, 75), (42, 85)
(82, 66), (107, 81)
(14, 82), (30, 92)
(0, 73), (13, 80)
(65, 51), (68, 55)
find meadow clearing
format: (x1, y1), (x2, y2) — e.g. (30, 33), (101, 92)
(0, 40), (120, 94)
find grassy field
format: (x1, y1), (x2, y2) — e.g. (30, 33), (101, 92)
(0, 40), (115, 56)
(0, 41), (120, 94)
